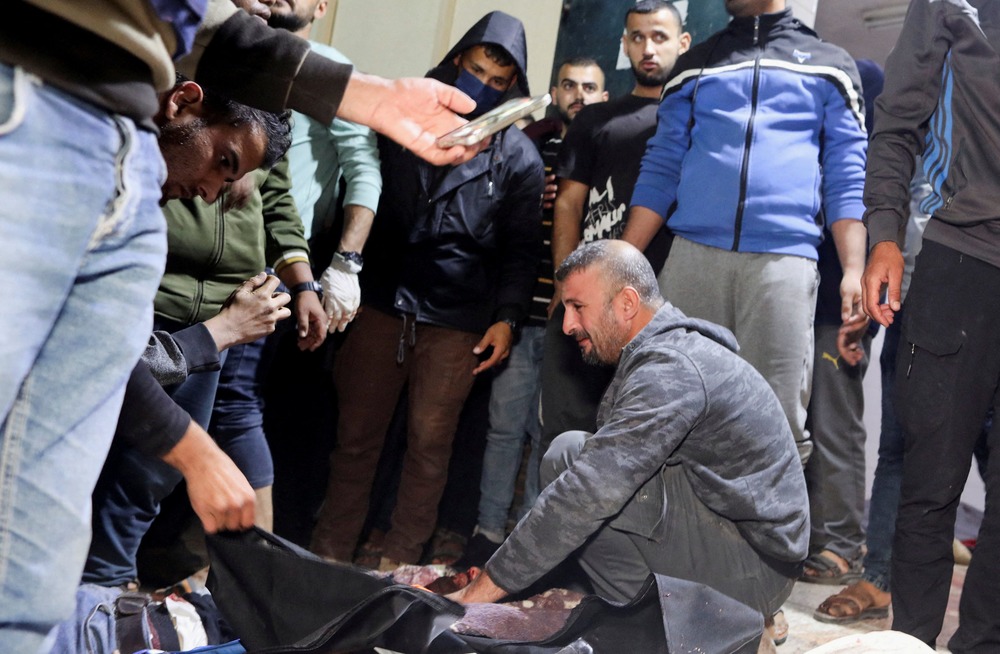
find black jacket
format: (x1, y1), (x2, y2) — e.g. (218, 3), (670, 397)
(361, 12), (544, 333)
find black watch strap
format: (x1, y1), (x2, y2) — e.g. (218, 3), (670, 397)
(290, 281), (322, 296)
(332, 250), (364, 273)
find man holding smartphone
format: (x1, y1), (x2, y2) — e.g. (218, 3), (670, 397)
(309, 11), (544, 570)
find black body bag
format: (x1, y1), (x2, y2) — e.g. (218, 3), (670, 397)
(206, 528), (762, 654)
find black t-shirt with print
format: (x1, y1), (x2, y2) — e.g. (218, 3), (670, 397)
(555, 94), (671, 271)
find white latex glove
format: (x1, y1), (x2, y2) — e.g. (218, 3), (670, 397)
(320, 264), (361, 332)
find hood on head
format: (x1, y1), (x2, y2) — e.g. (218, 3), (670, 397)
(427, 10), (531, 99)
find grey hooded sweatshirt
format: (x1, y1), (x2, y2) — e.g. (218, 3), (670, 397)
(487, 303), (809, 593)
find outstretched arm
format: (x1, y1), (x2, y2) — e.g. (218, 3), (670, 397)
(187, 3), (483, 167)
(337, 74), (484, 166)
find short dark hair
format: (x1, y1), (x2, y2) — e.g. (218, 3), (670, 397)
(481, 43), (515, 68)
(559, 56), (601, 71)
(175, 74), (292, 170)
(556, 240), (663, 307)
(200, 93), (291, 170)
(625, 0), (683, 29)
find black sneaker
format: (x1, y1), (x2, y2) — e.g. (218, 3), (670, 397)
(453, 533), (501, 569)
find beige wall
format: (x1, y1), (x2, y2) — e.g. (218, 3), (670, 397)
(789, 0), (818, 27)
(310, 1), (562, 100)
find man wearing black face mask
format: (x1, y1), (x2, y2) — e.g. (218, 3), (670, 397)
(308, 11), (544, 569)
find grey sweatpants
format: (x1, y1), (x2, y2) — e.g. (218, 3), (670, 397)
(543, 431), (798, 617)
(803, 323), (870, 561)
(658, 236), (819, 464)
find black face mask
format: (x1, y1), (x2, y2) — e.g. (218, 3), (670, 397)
(454, 68), (505, 118)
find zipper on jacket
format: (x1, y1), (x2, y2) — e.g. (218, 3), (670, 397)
(210, 199), (226, 270)
(397, 314), (408, 364)
(186, 280), (205, 325)
(906, 343), (915, 378)
(732, 15), (763, 252)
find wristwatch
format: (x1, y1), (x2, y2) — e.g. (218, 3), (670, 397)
(500, 317), (520, 334)
(290, 281), (322, 296)
(332, 250), (364, 274)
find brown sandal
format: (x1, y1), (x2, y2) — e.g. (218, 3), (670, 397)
(800, 550), (863, 585)
(813, 581), (890, 624)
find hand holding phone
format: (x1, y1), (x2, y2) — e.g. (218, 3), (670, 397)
(437, 94), (551, 148)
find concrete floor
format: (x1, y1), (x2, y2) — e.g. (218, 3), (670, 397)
(779, 564), (965, 653)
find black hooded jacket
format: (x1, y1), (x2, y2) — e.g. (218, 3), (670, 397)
(360, 11), (544, 334)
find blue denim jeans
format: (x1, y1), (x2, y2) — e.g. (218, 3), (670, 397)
(85, 336), (226, 587)
(210, 337), (275, 488)
(0, 64), (167, 652)
(861, 315), (904, 592)
(476, 325), (545, 534)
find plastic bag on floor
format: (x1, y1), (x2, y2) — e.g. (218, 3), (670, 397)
(206, 528), (763, 654)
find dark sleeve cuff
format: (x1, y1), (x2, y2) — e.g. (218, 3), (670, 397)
(285, 50), (352, 126)
(863, 209), (907, 251)
(197, 12), (352, 124)
(171, 323), (221, 374)
(115, 362), (192, 458)
(494, 303), (526, 325)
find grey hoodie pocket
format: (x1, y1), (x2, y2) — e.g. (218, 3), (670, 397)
(609, 466), (667, 541)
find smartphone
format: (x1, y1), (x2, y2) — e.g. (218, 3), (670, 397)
(437, 94), (552, 148)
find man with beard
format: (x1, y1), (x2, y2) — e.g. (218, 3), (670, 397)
(623, 0), (868, 466)
(83, 74), (329, 590)
(0, 0), (482, 646)
(540, 0), (690, 450)
(308, 11), (543, 570)
(457, 57), (608, 568)
(449, 240), (808, 635)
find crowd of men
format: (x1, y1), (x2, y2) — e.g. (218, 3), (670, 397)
(1, 0), (997, 652)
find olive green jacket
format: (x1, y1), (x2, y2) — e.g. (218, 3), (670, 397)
(156, 156), (309, 325)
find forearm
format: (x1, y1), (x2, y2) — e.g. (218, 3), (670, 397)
(621, 206), (665, 252)
(276, 260), (316, 288)
(551, 211), (581, 271)
(116, 362), (192, 458)
(338, 204), (376, 253)
(159, 416), (256, 534)
(830, 219), (867, 278)
(160, 419), (220, 476)
(551, 180), (588, 270)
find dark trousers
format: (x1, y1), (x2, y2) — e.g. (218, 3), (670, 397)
(891, 240), (1000, 652)
(544, 432), (797, 617)
(310, 307), (480, 563)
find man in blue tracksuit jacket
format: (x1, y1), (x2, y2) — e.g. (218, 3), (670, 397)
(623, 0), (868, 466)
